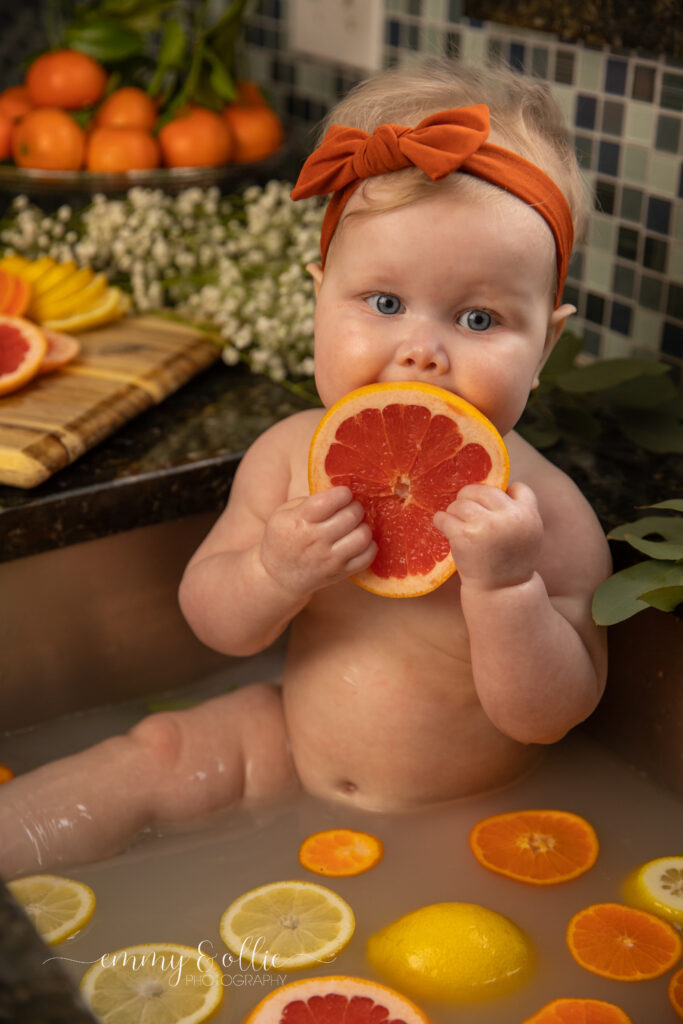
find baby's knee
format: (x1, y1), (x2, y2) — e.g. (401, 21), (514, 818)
(128, 712), (184, 774)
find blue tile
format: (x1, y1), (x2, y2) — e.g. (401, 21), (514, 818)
(610, 301), (632, 335)
(661, 320), (683, 358)
(644, 236), (668, 272)
(406, 23), (421, 50)
(582, 328), (602, 356)
(574, 135), (593, 169)
(585, 293), (605, 324)
(666, 283), (683, 320)
(509, 42), (525, 72)
(595, 179), (616, 214)
(618, 226), (640, 261)
(387, 20), (400, 47)
(647, 197), (672, 234)
(605, 58), (628, 95)
(575, 94), (597, 130)
(598, 140), (620, 176)
(640, 275), (663, 310)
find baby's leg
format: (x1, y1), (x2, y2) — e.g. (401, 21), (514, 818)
(0, 683), (297, 879)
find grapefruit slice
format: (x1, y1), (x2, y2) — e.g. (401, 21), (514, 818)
(242, 975), (430, 1023)
(36, 329), (81, 376)
(0, 316), (47, 395)
(308, 381), (509, 597)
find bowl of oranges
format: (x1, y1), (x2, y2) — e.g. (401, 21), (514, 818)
(0, 49), (287, 195)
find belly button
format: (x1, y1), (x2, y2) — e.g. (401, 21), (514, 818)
(338, 780), (358, 795)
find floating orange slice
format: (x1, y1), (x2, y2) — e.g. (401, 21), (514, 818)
(469, 809), (599, 885)
(566, 902), (682, 981)
(308, 381), (509, 597)
(36, 329), (81, 376)
(242, 975), (430, 1023)
(0, 316), (47, 396)
(670, 965), (683, 1020)
(0, 763), (14, 784)
(298, 828), (384, 877)
(522, 997), (634, 1023)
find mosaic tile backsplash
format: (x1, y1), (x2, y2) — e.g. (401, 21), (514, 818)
(245, 0), (682, 364)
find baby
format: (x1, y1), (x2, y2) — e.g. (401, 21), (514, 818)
(0, 61), (611, 878)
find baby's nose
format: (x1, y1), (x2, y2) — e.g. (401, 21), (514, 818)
(394, 336), (450, 375)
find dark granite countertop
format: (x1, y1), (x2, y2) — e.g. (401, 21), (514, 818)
(0, 363), (316, 564)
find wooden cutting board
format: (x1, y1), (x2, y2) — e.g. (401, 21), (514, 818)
(0, 315), (220, 488)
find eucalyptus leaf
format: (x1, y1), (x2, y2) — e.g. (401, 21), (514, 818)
(642, 499), (683, 513)
(592, 559), (683, 624)
(608, 515), (683, 547)
(639, 585), (683, 613)
(617, 412), (683, 454)
(557, 358), (668, 394)
(618, 535), (683, 560)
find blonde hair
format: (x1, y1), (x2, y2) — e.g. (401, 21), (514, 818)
(319, 59), (591, 244)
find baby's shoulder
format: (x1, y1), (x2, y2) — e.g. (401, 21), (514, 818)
(507, 430), (588, 512)
(243, 407), (325, 464)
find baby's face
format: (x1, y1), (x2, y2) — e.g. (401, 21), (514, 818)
(310, 188), (572, 436)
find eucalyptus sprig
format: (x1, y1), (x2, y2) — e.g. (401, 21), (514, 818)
(592, 500), (683, 624)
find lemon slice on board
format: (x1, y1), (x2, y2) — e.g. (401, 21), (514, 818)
(8, 874), (95, 945)
(622, 855), (683, 925)
(219, 879), (355, 971)
(80, 943), (224, 1024)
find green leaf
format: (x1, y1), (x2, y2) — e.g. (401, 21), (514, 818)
(516, 419), (561, 449)
(619, 534), (683, 560)
(556, 358), (668, 394)
(601, 372), (678, 409)
(609, 515), (683, 546)
(641, 499), (683, 514)
(205, 46), (237, 101)
(158, 17), (186, 67)
(540, 331), (584, 378)
(592, 559), (683, 625)
(64, 21), (146, 61)
(639, 585), (683, 613)
(617, 411), (683, 453)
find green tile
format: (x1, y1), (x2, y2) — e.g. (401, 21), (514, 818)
(655, 114), (681, 153)
(577, 48), (603, 92)
(669, 242), (683, 285)
(296, 62), (333, 95)
(622, 145), (648, 183)
(648, 152), (680, 194)
(602, 331), (632, 358)
(632, 307), (665, 352)
(423, 24), (443, 55)
(386, 0), (401, 11)
(585, 249), (612, 290)
(625, 101), (656, 144)
(424, 0), (446, 19)
(674, 203), (683, 243)
(588, 215), (616, 252)
(461, 28), (486, 62)
(661, 72), (683, 112)
(613, 263), (636, 298)
(550, 83), (574, 123)
(640, 274), (664, 310)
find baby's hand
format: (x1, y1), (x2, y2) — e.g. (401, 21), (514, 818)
(433, 482), (543, 592)
(260, 486), (377, 598)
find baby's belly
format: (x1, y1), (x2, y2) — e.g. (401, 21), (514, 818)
(281, 610), (539, 811)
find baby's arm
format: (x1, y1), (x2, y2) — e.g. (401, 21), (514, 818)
(179, 412), (377, 656)
(434, 463), (611, 745)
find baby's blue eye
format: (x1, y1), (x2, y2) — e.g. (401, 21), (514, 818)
(367, 293), (403, 315)
(458, 309), (493, 332)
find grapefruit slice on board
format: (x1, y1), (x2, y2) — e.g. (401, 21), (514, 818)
(36, 329), (81, 375)
(0, 315), (47, 395)
(242, 975), (430, 1023)
(308, 381), (509, 597)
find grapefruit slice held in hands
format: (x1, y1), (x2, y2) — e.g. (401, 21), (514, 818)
(308, 381), (509, 597)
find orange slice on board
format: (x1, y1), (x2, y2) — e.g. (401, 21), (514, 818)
(0, 316), (47, 396)
(469, 809), (599, 885)
(241, 975), (430, 1024)
(566, 902), (682, 981)
(522, 997), (634, 1023)
(308, 381), (509, 597)
(669, 965), (683, 1020)
(298, 828), (384, 877)
(36, 329), (81, 376)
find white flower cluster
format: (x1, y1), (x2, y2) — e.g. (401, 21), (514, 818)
(0, 182), (324, 383)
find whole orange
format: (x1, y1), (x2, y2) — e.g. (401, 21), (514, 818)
(86, 127), (161, 172)
(158, 106), (233, 168)
(0, 113), (12, 160)
(26, 49), (107, 110)
(222, 103), (284, 163)
(0, 85), (34, 122)
(12, 108), (86, 170)
(95, 87), (157, 130)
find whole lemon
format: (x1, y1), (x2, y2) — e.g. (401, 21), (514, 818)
(366, 902), (533, 1002)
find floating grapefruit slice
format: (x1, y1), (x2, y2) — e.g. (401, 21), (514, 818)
(242, 975), (430, 1023)
(0, 315), (47, 395)
(36, 329), (81, 376)
(308, 381), (509, 597)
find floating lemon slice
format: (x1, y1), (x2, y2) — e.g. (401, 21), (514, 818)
(80, 942), (224, 1024)
(219, 879), (355, 971)
(8, 874), (95, 945)
(622, 855), (683, 925)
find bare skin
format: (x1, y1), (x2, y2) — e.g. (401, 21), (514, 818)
(0, 188), (611, 878)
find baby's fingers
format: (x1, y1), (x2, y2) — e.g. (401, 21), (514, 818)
(299, 486), (354, 522)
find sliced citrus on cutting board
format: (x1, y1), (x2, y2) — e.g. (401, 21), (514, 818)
(566, 902), (682, 980)
(469, 809), (599, 885)
(308, 381), (509, 597)
(80, 942), (224, 1024)
(670, 965), (683, 1020)
(36, 329), (81, 375)
(219, 879), (355, 971)
(242, 974), (430, 1023)
(8, 873), (95, 945)
(0, 315), (47, 395)
(366, 901), (533, 1002)
(522, 997), (634, 1023)
(622, 854), (683, 925)
(298, 828), (384, 877)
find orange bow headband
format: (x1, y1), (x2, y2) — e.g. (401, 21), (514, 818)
(290, 105), (574, 302)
